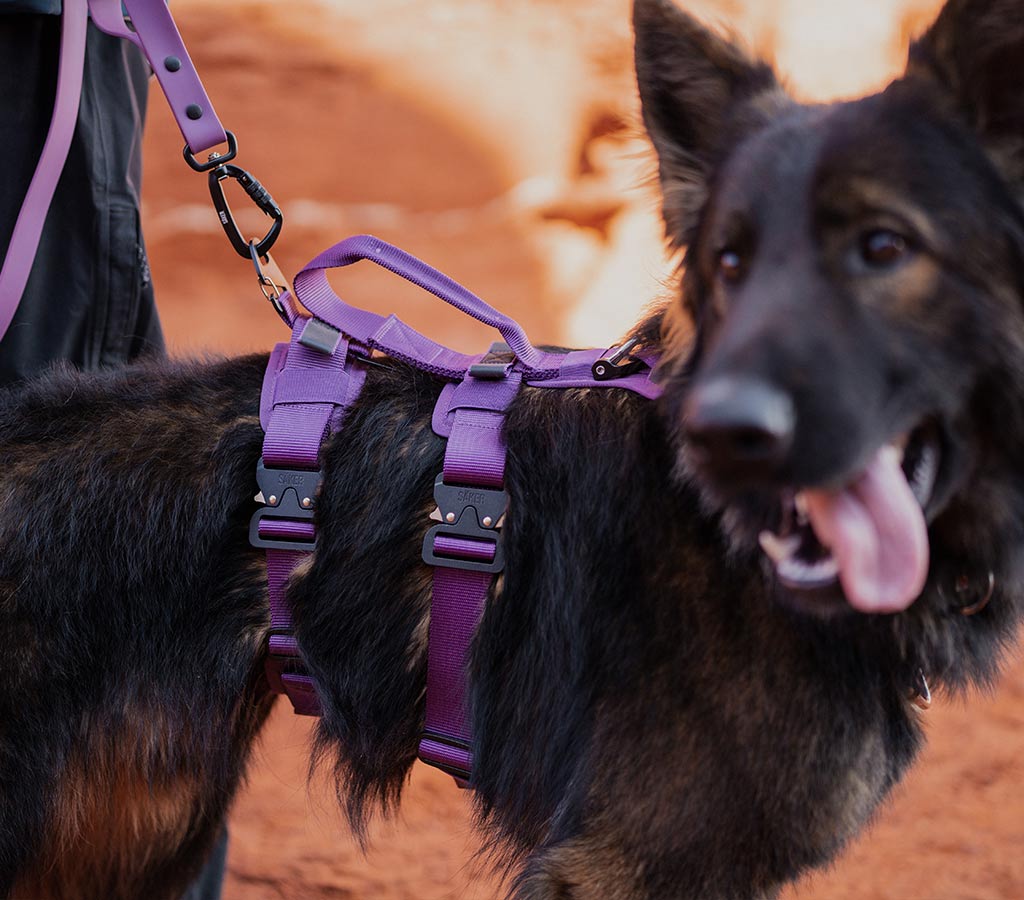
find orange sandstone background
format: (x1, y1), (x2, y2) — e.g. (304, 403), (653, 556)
(140, 2), (1024, 897)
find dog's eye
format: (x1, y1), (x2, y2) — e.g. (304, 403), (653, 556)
(860, 229), (911, 267)
(717, 249), (744, 283)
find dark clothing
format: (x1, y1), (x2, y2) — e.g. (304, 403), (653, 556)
(0, 15), (163, 385)
(0, 1), (60, 13)
(181, 829), (230, 900)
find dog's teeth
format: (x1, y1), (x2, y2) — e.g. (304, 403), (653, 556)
(777, 553), (839, 587)
(794, 492), (810, 525)
(759, 531), (801, 564)
(909, 441), (940, 506)
(884, 442), (905, 466)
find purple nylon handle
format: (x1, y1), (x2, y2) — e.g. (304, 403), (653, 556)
(0, 0), (86, 341)
(292, 236), (559, 379)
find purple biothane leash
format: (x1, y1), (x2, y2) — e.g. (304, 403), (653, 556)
(0, 0), (280, 341)
(256, 234), (661, 783)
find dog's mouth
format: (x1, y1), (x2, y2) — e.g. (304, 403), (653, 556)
(758, 422), (941, 614)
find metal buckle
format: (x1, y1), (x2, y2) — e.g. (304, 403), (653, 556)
(468, 341), (512, 379)
(248, 461), (322, 551)
(182, 129), (239, 172)
(421, 474), (507, 573)
(249, 242), (292, 322)
(592, 337), (647, 380)
(467, 362), (511, 379)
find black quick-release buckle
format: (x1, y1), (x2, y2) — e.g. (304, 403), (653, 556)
(421, 474), (507, 573)
(249, 461), (322, 551)
(208, 162), (283, 259)
(592, 337), (647, 380)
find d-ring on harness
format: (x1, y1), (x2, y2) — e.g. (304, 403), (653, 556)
(254, 235), (662, 783)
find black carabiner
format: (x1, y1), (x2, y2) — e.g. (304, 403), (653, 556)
(208, 162), (283, 259)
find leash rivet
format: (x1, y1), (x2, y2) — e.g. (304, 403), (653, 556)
(445, 512), (456, 523)
(186, 103), (203, 120)
(163, 55), (181, 72)
(301, 497), (312, 508)
(268, 494), (278, 505)
(482, 516), (493, 527)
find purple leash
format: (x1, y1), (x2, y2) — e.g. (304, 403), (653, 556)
(256, 235), (661, 785)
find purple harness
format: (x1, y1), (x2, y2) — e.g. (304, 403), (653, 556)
(254, 234), (661, 782)
(0, 0), (663, 785)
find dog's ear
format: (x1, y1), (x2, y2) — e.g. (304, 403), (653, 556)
(633, 0), (783, 247)
(906, 0), (1024, 180)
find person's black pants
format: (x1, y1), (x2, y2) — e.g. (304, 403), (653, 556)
(0, 14), (163, 386)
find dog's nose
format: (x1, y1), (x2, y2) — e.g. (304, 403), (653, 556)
(683, 376), (795, 475)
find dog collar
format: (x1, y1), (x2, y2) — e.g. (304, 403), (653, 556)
(253, 234), (661, 782)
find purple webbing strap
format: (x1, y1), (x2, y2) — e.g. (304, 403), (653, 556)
(291, 235), (561, 380)
(527, 348), (663, 400)
(259, 317), (366, 716)
(0, 0), (87, 341)
(418, 371), (521, 783)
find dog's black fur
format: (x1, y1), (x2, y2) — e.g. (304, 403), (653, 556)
(1, 0), (1023, 897)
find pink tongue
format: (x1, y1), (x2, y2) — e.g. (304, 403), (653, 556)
(802, 446), (929, 613)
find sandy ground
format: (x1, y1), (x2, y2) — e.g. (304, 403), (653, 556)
(138, 2), (1024, 897)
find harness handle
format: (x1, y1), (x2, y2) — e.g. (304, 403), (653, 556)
(291, 235), (555, 379)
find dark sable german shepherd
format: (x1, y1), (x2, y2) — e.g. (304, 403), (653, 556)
(1, 0), (1022, 897)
